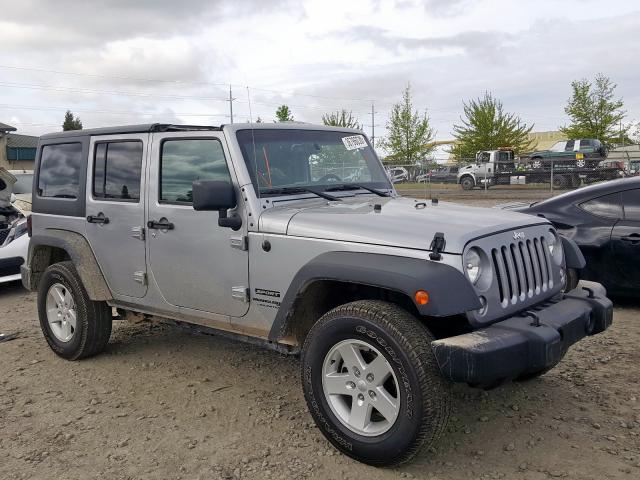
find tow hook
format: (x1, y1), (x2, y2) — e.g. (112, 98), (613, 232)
(525, 311), (541, 327)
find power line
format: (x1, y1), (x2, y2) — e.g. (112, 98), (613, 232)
(0, 63), (377, 105)
(0, 80), (378, 115)
(0, 64), (229, 88)
(0, 103), (229, 117)
(0, 81), (230, 102)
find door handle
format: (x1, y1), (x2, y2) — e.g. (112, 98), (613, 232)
(621, 233), (640, 243)
(147, 220), (174, 230)
(87, 213), (109, 224)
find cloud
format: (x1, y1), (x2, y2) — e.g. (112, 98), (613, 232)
(331, 25), (514, 63)
(1, 0), (639, 144)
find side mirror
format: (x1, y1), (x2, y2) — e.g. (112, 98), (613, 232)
(192, 180), (242, 230)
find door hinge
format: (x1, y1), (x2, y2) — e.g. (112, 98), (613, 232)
(231, 286), (249, 302)
(131, 226), (145, 241)
(230, 235), (248, 251)
(133, 271), (147, 285)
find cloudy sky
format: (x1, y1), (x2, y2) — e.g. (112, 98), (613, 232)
(1, 0), (639, 156)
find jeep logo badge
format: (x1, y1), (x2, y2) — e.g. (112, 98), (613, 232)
(513, 231), (525, 240)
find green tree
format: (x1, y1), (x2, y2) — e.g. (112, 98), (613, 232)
(451, 92), (534, 159)
(560, 73), (628, 146)
(62, 110), (83, 131)
(322, 109), (360, 129)
(381, 84), (435, 165)
(275, 105), (293, 122)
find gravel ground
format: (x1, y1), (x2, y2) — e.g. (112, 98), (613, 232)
(1, 283), (639, 480)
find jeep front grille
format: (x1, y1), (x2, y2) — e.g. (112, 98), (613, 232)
(491, 236), (553, 308)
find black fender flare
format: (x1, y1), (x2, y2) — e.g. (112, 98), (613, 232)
(561, 236), (586, 269)
(268, 251), (481, 341)
(26, 229), (112, 301)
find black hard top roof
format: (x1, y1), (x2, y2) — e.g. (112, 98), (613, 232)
(40, 123), (221, 140)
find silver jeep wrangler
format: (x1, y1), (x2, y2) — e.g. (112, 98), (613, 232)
(22, 123), (612, 466)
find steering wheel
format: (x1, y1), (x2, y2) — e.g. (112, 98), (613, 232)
(318, 173), (342, 183)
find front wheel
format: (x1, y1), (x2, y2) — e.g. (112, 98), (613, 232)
(460, 176), (475, 190)
(301, 300), (451, 466)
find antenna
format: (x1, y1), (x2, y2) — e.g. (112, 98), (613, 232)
(246, 86), (260, 204)
(228, 84), (235, 123)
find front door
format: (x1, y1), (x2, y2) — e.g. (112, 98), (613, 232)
(85, 134), (148, 298)
(611, 189), (640, 292)
(146, 132), (249, 317)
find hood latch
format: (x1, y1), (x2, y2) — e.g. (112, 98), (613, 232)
(429, 232), (446, 261)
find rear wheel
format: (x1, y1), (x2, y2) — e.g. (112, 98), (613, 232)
(38, 261), (112, 360)
(552, 175), (568, 188)
(301, 300), (451, 466)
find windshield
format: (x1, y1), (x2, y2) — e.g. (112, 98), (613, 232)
(549, 141), (567, 152)
(236, 129), (391, 195)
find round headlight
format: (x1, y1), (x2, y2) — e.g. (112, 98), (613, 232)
(547, 230), (564, 264)
(464, 248), (482, 284)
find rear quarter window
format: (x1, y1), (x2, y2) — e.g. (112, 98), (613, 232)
(579, 192), (623, 220)
(37, 143), (83, 198)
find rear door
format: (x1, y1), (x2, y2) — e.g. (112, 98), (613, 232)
(611, 189), (640, 292)
(85, 134), (148, 298)
(146, 132), (249, 317)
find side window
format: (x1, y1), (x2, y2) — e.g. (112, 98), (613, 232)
(160, 139), (231, 204)
(579, 192), (623, 220)
(622, 189), (640, 222)
(37, 143), (83, 198)
(93, 141), (143, 201)
(580, 139), (592, 149)
(565, 140), (575, 151)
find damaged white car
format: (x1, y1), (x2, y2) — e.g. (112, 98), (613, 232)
(0, 168), (31, 284)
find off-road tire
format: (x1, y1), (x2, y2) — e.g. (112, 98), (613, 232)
(460, 176), (475, 190)
(38, 261), (112, 360)
(301, 300), (451, 466)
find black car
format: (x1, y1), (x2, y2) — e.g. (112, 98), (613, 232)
(499, 177), (640, 297)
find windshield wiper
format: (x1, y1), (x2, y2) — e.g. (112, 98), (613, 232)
(261, 186), (341, 201)
(324, 184), (391, 197)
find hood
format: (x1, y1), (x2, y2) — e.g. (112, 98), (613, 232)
(259, 196), (549, 254)
(0, 168), (17, 208)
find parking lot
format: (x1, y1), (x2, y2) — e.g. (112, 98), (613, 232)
(1, 193), (639, 480)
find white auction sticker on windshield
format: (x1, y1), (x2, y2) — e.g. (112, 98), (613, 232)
(342, 135), (368, 150)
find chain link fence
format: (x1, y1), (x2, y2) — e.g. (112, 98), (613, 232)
(384, 147), (640, 204)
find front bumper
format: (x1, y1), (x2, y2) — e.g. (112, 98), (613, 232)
(0, 256), (24, 284)
(431, 281), (613, 386)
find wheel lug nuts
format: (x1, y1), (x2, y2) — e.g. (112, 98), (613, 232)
(366, 373), (374, 382)
(369, 390), (376, 400)
(346, 381), (355, 389)
(357, 393), (364, 401)
(353, 367), (361, 377)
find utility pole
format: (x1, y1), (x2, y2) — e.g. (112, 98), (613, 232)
(228, 84), (235, 124)
(370, 102), (377, 148)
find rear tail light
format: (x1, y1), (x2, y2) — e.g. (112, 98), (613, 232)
(27, 215), (32, 237)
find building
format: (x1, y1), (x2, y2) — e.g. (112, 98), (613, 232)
(1, 122), (38, 171)
(526, 130), (565, 151)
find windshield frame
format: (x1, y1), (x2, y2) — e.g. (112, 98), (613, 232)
(235, 128), (392, 198)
